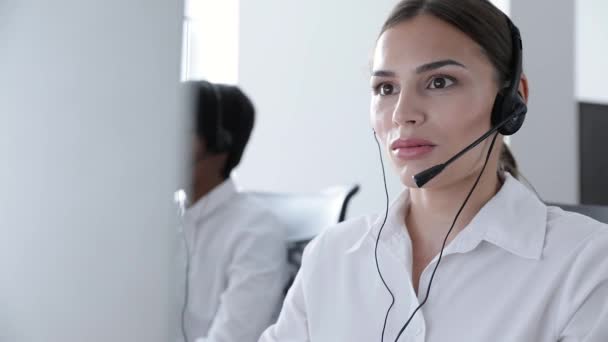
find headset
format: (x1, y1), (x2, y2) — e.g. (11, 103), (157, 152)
(374, 12), (527, 342)
(203, 81), (233, 154)
(490, 16), (527, 137)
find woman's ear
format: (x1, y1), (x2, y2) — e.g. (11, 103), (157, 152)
(518, 73), (529, 104)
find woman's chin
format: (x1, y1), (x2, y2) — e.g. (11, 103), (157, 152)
(398, 167), (422, 189)
(391, 157), (436, 188)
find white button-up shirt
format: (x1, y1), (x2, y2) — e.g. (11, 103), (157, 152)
(260, 174), (608, 341)
(182, 178), (288, 342)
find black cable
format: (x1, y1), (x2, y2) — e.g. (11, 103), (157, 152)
(393, 131), (499, 341)
(372, 130), (394, 342)
(175, 189), (194, 342)
(181, 228), (191, 342)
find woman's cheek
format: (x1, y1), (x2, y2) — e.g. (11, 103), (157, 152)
(370, 102), (383, 133)
(372, 101), (393, 133)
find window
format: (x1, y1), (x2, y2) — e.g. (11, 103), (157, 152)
(181, 0), (239, 84)
(491, 0), (510, 15)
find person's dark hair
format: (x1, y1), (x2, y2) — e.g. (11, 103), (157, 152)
(379, 0), (521, 178)
(499, 144), (519, 179)
(190, 80), (255, 179)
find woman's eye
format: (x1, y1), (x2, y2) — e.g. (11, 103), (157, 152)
(375, 83), (396, 96)
(428, 76), (455, 89)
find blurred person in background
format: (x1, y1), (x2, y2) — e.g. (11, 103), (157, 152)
(180, 80), (288, 342)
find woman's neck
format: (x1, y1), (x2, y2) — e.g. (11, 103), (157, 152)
(406, 169), (503, 254)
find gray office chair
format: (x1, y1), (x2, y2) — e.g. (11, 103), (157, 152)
(248, 184), (360, 293)
(548, 203), (608, 224)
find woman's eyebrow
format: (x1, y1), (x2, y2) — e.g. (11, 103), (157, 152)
(371, 59), (466, 77)
(415, 59), (466, 73)
(371, 70), (396, 77)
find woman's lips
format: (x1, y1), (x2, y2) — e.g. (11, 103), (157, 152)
(391, 138), (436, 160)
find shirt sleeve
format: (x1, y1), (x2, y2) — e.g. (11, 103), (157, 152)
(258, 239), (316, 342)
(557, 228), (608, 342)
(199, 217), (289, 342)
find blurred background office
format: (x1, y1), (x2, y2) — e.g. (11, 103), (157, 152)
(187, 0), (608, 214)
(1, 0), (607, 341)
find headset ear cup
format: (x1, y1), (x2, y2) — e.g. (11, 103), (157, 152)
(213, 130), (233, 153)
(490, 92), (507, 127)
(221, 130), (233, 152)
(491, 91), (528, 136)
(498, 94), (527, 136)
(498, 112), (525, 136)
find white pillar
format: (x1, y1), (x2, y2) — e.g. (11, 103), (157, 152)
(576, 0), (608, 104)
(0, 1), (186, 341)
(509, 0), (578, 204)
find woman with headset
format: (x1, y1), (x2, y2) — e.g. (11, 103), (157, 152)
(259, 1), (608, 341)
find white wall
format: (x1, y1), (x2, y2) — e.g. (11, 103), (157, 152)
(510, 0), (578, 204)
(0, 1), (186, 341)
(491, 0), (511, 15)
(183, 0), (239, 83)
(237, 0), (401, 218)
(576, 0), (608, 104)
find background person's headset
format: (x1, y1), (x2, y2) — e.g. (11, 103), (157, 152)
(373, 12), (528, 342)
(199, 81), (233, 154)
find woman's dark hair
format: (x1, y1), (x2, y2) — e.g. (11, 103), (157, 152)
(379, 0), (520, 178)
(499, 144), (519, 179)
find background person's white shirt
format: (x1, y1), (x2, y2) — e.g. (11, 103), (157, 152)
(182, 177), (288, 342)
(260, 173), (608, 342)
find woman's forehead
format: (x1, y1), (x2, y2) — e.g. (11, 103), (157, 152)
(373, 15), (488, 73)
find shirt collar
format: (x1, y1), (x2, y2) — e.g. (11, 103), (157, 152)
(184, 177), (239, 224)
(346, 188), (411, 254)
(466, 173), (547, 260)
(347, 173), (547, 260)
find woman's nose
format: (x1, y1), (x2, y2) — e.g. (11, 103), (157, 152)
(392, 89), (425, 127)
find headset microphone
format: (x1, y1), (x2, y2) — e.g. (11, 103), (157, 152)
(413, 106), (526, 188)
